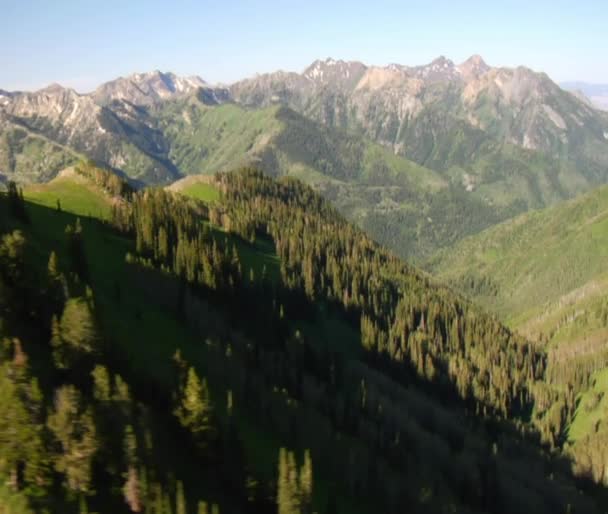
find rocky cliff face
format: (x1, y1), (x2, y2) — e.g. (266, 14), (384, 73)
(0, 83), (180, 183)
(231, 56), (608, 169)
(91, 70), (207, 106)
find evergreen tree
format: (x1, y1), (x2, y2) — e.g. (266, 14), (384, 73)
(51, 297), (100, 370)
(47, 385), (98, 494)
(174, 367), (216, 450)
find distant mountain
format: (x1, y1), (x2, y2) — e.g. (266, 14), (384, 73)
(0, 109), (79, 183)
(232, 56), (608, 211)
(0, 82), (181, 183)
(91, 70), (230, 106)
(2, 59), (608, 259)
(561, 81), (608, 111)
(0, 89), (15, 106)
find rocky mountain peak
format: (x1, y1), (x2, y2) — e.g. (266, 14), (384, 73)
(411, 56), (459, 81)
(92, 70), (207, 106)
(458, 54), (490, 77)
(303, 58), (367, 88)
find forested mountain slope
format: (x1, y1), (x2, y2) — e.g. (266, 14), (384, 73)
(427, 184), (608, 472)
(1, 164), (606, 512)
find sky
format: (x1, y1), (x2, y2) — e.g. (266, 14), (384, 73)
(1, 0), (607, 92)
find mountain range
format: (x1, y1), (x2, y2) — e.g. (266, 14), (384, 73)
(2, 57), (608, 260)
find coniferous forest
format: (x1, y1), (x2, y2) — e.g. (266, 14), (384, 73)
(1, 166), (608, 513)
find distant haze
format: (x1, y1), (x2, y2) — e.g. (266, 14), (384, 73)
(561, 82), (608, 111)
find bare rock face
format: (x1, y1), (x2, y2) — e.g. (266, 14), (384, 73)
(91, 70), (208, 106)
(1, 83), (179, 184)
(230, 55), (608, 173)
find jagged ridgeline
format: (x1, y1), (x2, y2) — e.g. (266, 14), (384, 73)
(0, 166), (606, 513)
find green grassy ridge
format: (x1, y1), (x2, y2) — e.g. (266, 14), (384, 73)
(568, 368), (608, 442)
(24, 174), (114, 219)
(179, 181), (221, 203)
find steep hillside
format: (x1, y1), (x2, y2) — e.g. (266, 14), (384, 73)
(1, 167), (606, 512)
(427, 184), (608, 334)
(427, 185), (608, 453)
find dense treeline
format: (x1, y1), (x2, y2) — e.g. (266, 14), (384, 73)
(214, 169), (544, 418)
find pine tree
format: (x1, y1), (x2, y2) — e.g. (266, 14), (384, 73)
(47, 385), (98, 494)
(52, 297), (100, 369)
(299, 450), (313, 514)
(174, 367), (215, 449)
(0, 359), (49, 494)
(277, 448), (309, 514)
(48, 251), (59, 278)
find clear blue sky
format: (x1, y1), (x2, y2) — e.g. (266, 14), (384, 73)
(2, 0), (607, 92)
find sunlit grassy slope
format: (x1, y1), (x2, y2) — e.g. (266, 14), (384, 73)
(24, 169), (114, 219)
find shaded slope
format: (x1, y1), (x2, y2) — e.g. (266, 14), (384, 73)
(1, 168), (604, 512)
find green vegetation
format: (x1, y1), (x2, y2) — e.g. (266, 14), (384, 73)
(0, 166), (606, 513)
(0, 123), (78, 183)
(181, 182), (221, 203)
(428, 184), (608, 336)
(428, 183), (608, 474)
(568, 368), (608, 442)
(25, 174), (112, 219)
(155, 99), (522, 260)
